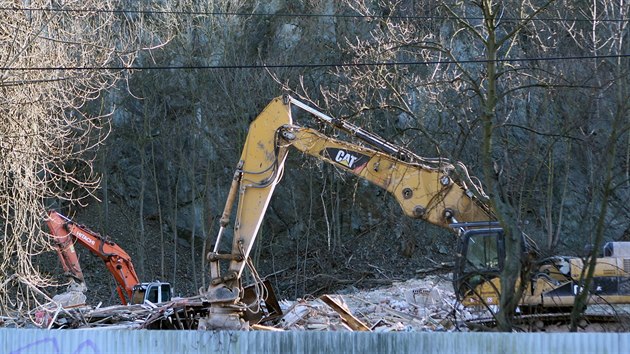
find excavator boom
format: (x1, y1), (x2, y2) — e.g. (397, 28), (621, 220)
(207, 96), (494, 292)
(280, 125), (494, 226)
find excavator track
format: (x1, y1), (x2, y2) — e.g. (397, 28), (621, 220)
(463, 312), (630, 332)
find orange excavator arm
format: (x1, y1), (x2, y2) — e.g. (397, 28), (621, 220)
(46, 210), (141, 305)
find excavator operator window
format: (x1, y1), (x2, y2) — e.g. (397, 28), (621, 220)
(147, 285), (159, 303)
(132, 287), (146, 304)
(463, 230), (502, 272)
(160, 283), (172, 302)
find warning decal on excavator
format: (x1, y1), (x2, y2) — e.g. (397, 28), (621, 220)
(321, 148), (370, 173)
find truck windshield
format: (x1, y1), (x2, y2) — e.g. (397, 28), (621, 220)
(464, 232), (500, 272)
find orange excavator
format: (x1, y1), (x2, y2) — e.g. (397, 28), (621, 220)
(46, 210), (171, 306)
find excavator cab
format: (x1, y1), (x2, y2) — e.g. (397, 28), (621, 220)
(131, 281), (172, 305)
(452, 224), (506, 305)
(461, 228), (504, 272)
(453, 223), (535, 307)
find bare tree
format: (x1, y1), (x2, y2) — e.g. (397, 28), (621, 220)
(0, 1), (167, 318)
(326, 0), (630, 332)
(558, 0), (630, 331)
(327, 0), (589, 331)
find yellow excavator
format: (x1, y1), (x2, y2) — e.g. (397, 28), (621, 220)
(200, 94), (630, 329)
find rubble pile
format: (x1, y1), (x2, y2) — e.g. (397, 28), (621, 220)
(275, 276), (466, 332)
(9, 296), (209, 330)
(8, 276), (468, 331)
(4, 275), (630, 332)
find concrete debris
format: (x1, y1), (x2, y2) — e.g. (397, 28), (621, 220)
(8, 276), (463, 331)
(4, 275), (630, 332)
(51, 291), (87, 308)
(275, 276), (466, 332)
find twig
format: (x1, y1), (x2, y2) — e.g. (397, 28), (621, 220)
(47, 306), (63, 330)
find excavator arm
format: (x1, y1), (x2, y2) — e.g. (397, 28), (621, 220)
(279, 125), (494, 226)
(202, 95), (495, 329)
(46, 210), (141, 305)
(205, 96), (293, 303)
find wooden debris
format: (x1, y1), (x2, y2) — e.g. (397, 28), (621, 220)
(320, 295), (370, 331)
(278, 301), (311, 329)
(251, 324), (284, 331)
(5, 275), (519, 332)
(18, 296), (208, 330)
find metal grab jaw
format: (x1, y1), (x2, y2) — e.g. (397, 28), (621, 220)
(205, 267), (240, 304)
(201, 244), (251, 330)
(198, 306), (249, 331)
(200, 271), (249, 330)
